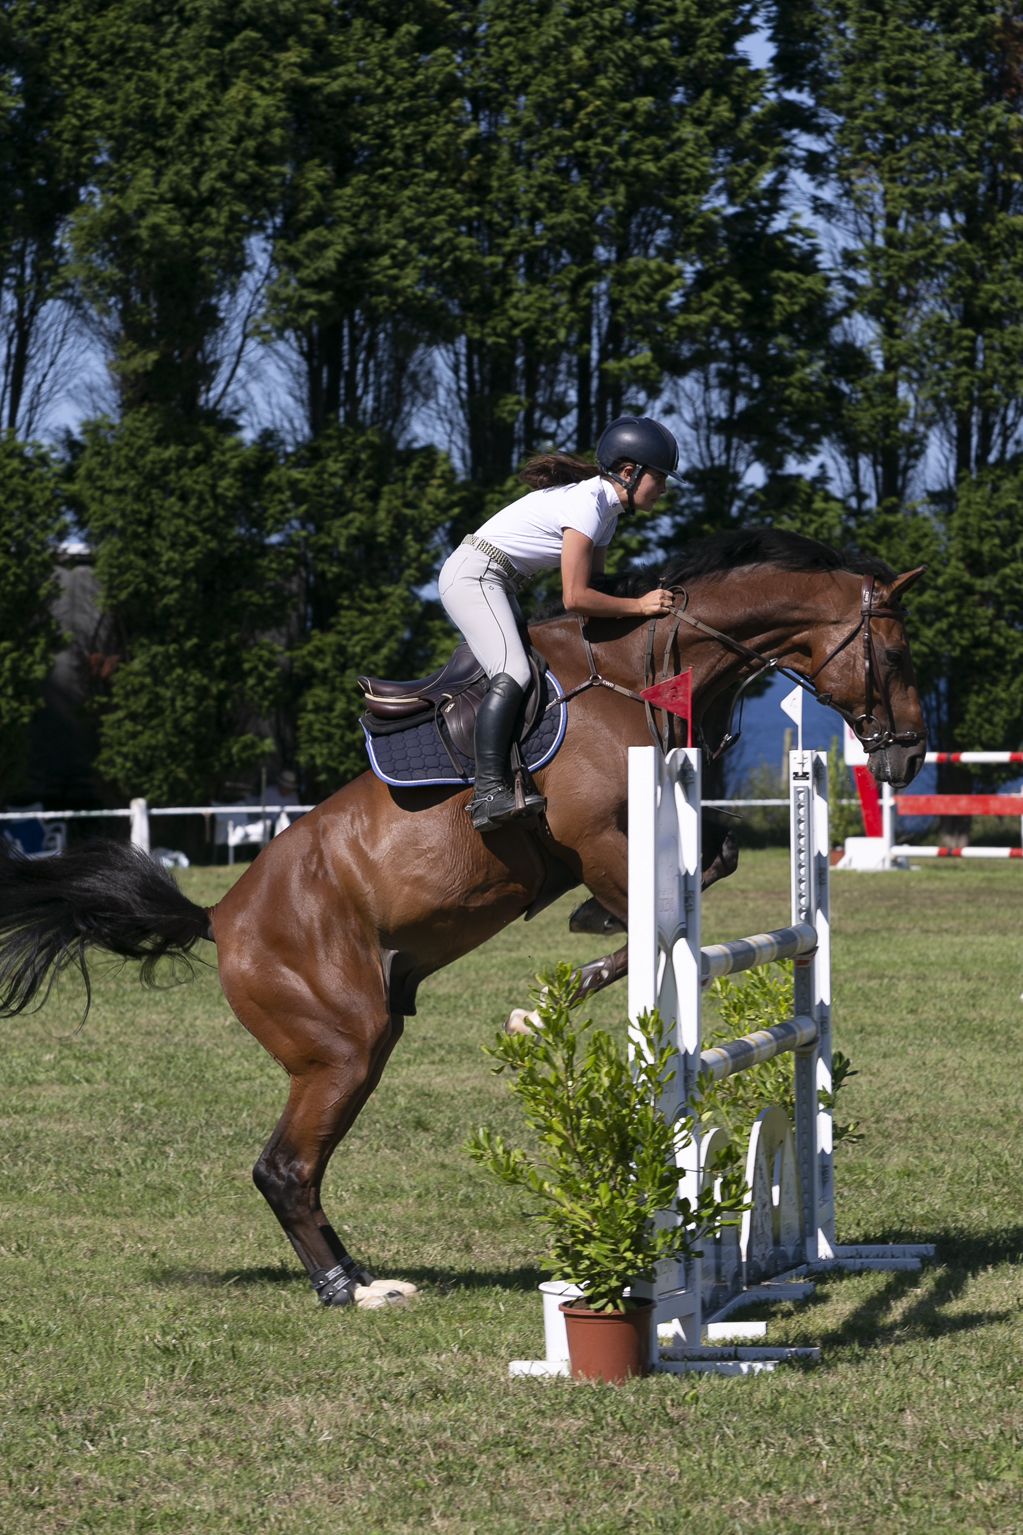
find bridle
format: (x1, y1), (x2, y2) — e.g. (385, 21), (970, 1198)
(803, 574), (925, 753)
(555, 572), (924, 759)
(663, 572), (925, 757)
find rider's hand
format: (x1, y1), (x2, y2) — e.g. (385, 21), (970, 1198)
(635, 588), (676, 617)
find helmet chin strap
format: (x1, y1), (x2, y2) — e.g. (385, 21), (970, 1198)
(603, 463), (645, 515)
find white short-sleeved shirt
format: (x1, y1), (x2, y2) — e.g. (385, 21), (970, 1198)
(474, 476), (620, 577)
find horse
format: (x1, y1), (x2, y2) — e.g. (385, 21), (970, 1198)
(0, 528), (927, 1309)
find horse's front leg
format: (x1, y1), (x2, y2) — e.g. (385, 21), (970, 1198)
(568, 896), (627, 935)
(506, 943), (628, 1035)
(565, 811), (738, 936)
(507, 822), (633, 1035)
(508, 811), (740, 1034)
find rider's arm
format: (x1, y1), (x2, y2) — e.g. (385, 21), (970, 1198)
(560, 529), (674, 620)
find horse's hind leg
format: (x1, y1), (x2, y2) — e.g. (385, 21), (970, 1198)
(253, 1017), (408, 1307)
(219, 944), (412, 1308)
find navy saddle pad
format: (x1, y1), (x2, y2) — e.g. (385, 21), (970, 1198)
(362, 669), (567, 789)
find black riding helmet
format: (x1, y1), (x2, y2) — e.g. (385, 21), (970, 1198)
(596, 415), (681, 511)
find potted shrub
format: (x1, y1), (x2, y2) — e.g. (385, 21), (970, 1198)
(466, 965), (747, 1382)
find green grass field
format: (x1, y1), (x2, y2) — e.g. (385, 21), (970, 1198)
(1, 853), (1021, 1534)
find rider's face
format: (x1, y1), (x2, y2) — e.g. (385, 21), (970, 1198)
(609, 463), (670, 512)
(631, 467), (668, 511)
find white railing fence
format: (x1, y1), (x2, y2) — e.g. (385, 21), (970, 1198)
(0, 802), (315, 865)
(0, 796), (838, 866)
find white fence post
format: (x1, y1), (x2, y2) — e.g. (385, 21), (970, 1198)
(513, 744), (934, 1377)
(129, 797), (150, 853)
(881, 781), (896, 867)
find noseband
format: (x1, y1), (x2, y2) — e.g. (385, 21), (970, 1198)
(665, 573), (924, 758)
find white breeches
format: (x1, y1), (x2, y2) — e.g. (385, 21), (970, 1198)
(437, 544), (532, 688)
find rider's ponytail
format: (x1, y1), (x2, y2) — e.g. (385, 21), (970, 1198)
(518, 452), (594, 489)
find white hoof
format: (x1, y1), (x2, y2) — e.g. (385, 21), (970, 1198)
(353, 1278), (418, 1310)
(505, 1007), (542, 1036)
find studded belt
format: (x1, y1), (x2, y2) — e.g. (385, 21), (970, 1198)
(461, 535), (530, 591)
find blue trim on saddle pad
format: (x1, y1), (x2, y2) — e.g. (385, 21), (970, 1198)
(363, 669), (568, 789)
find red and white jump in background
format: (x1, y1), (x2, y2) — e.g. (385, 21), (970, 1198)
(843, 731), (1023, 864)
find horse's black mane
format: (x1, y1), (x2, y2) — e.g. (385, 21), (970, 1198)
(612, 527), (896, 597)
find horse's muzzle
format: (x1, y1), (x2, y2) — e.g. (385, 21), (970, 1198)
(868, 739), (926, 789)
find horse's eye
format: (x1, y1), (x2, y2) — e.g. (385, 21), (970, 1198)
(884, 647), (905, 667)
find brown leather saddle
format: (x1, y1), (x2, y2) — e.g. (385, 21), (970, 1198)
(358, 642), (549, 762)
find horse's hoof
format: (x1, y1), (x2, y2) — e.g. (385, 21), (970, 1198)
(568, 896), (626, 936)
(505, 1008), (540, 1036)
(353, 1279), (418, 1310)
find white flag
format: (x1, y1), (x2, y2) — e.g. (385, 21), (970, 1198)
(779, 684), (803, 749)
(843, 721), (869, 765)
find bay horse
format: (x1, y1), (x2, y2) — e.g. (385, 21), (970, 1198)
(0, 529), (927, 1308)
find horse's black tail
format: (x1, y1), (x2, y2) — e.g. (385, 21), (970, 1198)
(0, 838), (213, 1019)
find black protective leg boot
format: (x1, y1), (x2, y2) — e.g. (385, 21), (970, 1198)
(468, 674), (546, 831)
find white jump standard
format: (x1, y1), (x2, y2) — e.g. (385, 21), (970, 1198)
(510, 745), (933, 1378)
(628, 746), (934, 1375)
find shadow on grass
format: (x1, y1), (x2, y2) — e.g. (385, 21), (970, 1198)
(146, 1261), (545, 1295)
(770, 1225), (1023, 1353)
(147, 1263), (303, 1289)
(147, 1229), (1021, 1340)
(361, 1263), (545, 1294)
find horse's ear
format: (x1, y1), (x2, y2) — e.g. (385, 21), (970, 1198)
(887, 566), (927, 603)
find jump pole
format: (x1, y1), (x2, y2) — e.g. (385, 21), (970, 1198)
(842, 741), (1023, 868)
(627, 745), (934, 1375)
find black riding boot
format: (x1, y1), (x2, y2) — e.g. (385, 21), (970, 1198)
(468, 673), (546, 832)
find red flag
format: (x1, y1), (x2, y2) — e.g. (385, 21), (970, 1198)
(640, 669), (693, 747)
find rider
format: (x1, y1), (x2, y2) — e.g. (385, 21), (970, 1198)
(438, 415), (682, 832)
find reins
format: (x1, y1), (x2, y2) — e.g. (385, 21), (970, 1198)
(545, 609), (685, 752)
(544, 572), (923, 758)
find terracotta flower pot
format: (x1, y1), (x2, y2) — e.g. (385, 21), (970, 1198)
(559, 1298), (654, 1383)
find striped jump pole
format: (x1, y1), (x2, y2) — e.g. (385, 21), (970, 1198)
(927, 752), (1023, 765)
(843, 741), (1023, 869)
(893, 781), (1023, 860)
(888, 755), (1023, 863)
(893, 845), (1023, 860)
(627, 745), (933, 1375)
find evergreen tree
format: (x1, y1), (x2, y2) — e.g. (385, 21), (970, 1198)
(772, 0), (1023, 768)
(261, 0), (463, 442)
(9, 0), (1019, 810)
(279, 428), (464, 792)
(773, 1), (1023, 502)
(0, 433), (64, 797)
(0, 0), (88, 434)
(869, 472), (1023, 757)
(942, 467), (1023, 752)
(73, 411), (291, 802)
(443, 0), (811, 494)
(64, 0), (294, 417)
